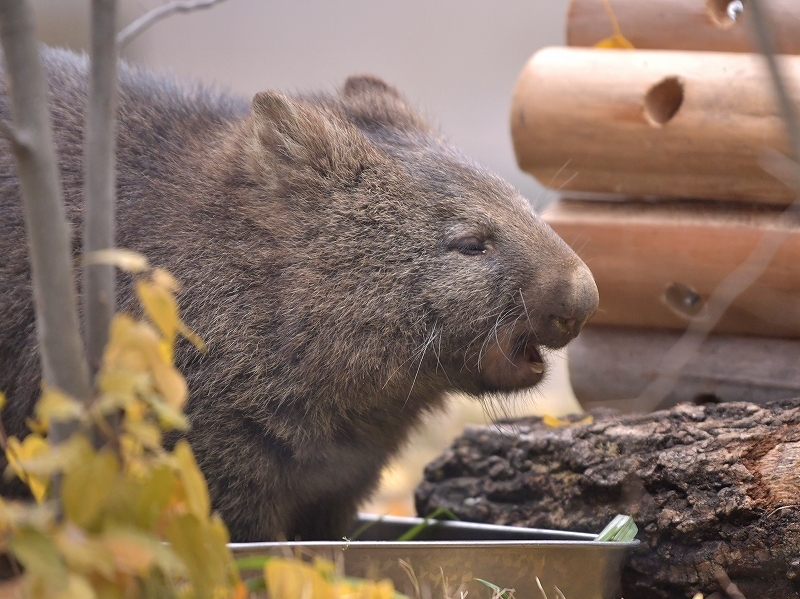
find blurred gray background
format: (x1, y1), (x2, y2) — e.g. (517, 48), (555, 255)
(34, 0), (569, 209)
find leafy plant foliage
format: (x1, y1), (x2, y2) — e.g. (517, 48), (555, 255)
(0, 251), (404, 599)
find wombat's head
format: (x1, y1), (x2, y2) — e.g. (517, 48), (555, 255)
(242, 76), (597, 402)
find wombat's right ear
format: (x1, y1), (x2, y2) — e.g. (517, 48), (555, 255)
(342, 75), (404, 100)
(341, 75), (431, 132)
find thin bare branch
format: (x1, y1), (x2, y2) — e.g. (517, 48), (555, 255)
(83, 0), (119, 376)
(116, 0), (230, 48)
(0, 0), (91, 413)
(634, 0), (800, 410)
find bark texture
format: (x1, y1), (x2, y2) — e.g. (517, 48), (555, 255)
(415, 401), (800, 599)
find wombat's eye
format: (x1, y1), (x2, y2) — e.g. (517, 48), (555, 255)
(448, 237), (488, 256)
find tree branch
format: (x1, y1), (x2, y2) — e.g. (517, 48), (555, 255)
(83, 0), (118, 376)
(116, 0), (230, 48)
(0, 0), (91, 408)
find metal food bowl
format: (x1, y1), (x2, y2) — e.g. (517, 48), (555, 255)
(229, 514), (637, 599)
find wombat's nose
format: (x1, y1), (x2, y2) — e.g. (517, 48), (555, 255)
(539, 263), (599, 348)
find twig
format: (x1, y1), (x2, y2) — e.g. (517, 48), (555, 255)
(83, 0), (118, 377)
(634, 0), (800, 410)
(0, 0), (91, 417)
(116, 0), (231, 48)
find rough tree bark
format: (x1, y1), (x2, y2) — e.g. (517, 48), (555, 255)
(0, 0), (91, 410)
(83, 0), (118, 375)
(415, 401), (800, 599)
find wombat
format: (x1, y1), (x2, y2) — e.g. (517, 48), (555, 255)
(0, 48), (598, 542)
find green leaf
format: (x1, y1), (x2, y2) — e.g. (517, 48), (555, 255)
(244, 576), (267, 592)
(234, 555), (271, 572)
(397, 508), (459, 541)
(594, 514), (638, 542)
(10, 526), (68, 587)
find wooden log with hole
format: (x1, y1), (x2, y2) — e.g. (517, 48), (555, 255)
(541, 198), (800, 411)
(511, 47), (800, 205)
(543, 199), (800, 338)
(567, 0), (800, 54)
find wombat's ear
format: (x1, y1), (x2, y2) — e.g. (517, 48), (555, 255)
(249, 91), (374, 180)
(341, 75), (431, 132)
(250, 91), (312, 155)
(343, 75), (404, 100)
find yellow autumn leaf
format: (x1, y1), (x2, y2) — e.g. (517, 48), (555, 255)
(0, 391), (6, 412)
(123, 419), (163, 451)
(542, 414), (594, 428)
(265, 558), (334, 599)
(148, 358), (188, 411)
(136, 279), (179, 345)
(123, 398), (148, 423)
(102, 529), (156, 576)
(151, 267), (181, 293)
(334, 578), (397, 599)
(25, 417), (48, 436)
(9, 526), (68, 587)
(55, 525), (116, 580)
(594, 0), (634, 49)
(179, 323), (207, 353)
(103, 315), (161, 373)
(94, 369), (146, 412)
(129, 464), (175, 530)
(54, 572), (96, 599)
(62, 448), (120, 530)
(83, 248), (149, 273)
(594, 33), (634, 48)
(35, 388), (85, 428)
(173, 440), (210, 519)
(165, 514), (231, 599)
(147, 396), (189, 431)
(6, 435), (50, 503)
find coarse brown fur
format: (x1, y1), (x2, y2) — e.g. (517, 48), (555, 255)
(0, 48), (598, 541)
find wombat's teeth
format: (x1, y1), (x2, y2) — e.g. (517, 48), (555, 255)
(531, 362), (545, 375)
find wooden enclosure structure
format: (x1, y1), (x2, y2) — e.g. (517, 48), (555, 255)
(510, 0), (800, 410)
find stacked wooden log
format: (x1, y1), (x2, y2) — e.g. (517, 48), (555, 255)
(510, 0), (800, 412)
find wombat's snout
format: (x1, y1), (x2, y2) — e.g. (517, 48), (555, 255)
(537, 262), (599, 349)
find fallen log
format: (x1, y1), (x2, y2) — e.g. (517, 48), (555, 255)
(415, 401), (800, 599)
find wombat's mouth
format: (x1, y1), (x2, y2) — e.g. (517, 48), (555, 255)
(479, 333), (546, 393)
(513, 334), (545, 374)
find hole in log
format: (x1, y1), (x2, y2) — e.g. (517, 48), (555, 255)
(662, 282), (705, 318)
(644, 77), (684, 127)
(693, 393), (721, 405)
(706, 0), (744, 29)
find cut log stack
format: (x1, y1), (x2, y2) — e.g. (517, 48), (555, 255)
(510, 0), (800, 411)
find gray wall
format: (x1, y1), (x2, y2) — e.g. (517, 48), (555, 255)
(35, 0), (569, 209)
